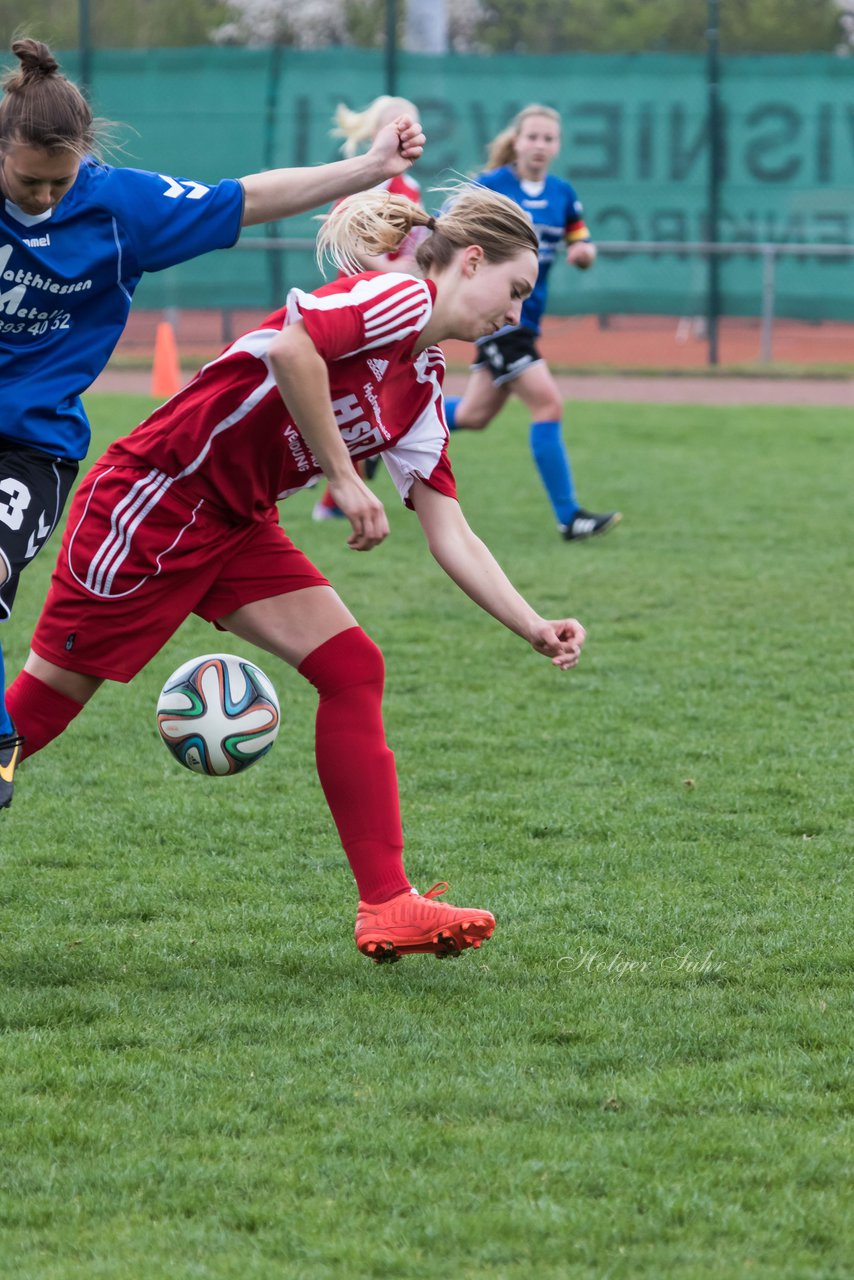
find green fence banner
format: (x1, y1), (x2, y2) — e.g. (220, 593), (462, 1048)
(52, 47), (854, 320)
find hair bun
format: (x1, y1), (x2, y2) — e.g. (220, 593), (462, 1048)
(11, 38), (59, 80)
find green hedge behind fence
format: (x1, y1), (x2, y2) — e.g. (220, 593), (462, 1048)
(54, 46), (854, 320)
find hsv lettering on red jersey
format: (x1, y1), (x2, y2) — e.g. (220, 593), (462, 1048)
(103, 272), (456, 520)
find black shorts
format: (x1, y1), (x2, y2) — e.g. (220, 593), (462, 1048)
(0, 437), (78, 622)
(472, 325), (543, 386)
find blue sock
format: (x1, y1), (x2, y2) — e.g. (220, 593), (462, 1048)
(444, 395), (461, 431)
(0, 641), (12, 737)
(529, 420), (578, 526)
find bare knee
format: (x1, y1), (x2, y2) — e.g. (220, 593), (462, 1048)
(455, 405), (495, 431)
(23, 651), (103, 704)
(530, 393), (563, 422)
(451, 375), (507, 431)
(516, 365), (564, 422)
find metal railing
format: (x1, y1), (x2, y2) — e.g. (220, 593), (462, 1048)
(232, 236), (854, 364)
(596, 241), (854, 363)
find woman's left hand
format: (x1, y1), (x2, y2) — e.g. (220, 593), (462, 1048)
(568, 242), (597, 270)
(530, 617), (587, 669)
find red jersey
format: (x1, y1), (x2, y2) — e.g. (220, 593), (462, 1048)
(104, 272), (456, 520)
(380, 173), (422, 204)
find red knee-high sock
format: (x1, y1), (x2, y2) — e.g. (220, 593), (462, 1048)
(298, 628), (410, 904)
(6, 671), (85, 760)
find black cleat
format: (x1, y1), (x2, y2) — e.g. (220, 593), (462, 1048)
(561, 509), (622, 541)
(0, 729), (24, 810)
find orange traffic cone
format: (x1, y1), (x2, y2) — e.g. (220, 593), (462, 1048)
(150, 320), (182, 399)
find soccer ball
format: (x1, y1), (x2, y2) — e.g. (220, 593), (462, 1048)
(156, 653), (280, 776)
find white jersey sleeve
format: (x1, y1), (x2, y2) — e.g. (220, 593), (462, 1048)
(382, 398), (457, 507)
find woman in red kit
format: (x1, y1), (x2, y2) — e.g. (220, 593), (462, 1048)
(7, 183), (587, 964)
(330, 94), (426, 274)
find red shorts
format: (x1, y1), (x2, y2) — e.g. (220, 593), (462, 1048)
(31, 463), (329, 682)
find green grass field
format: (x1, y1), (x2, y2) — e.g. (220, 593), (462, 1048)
(1, 394), (851, 1279)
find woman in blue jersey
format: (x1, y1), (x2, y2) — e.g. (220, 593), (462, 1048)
(444, 104), (620, 544)
(0, 37), (424, 808)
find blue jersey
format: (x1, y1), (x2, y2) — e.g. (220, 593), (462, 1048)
(0, 159), (244, 459)
(475, 166), (590, 334)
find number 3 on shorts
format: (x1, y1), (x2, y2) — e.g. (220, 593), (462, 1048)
(0, 476), (32, 531)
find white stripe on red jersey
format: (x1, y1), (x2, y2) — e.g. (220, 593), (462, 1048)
(85, 468), (168, 594)
(362, 280), (427, 323)
(288, 274), (433, 358)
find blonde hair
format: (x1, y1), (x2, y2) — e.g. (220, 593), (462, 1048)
(486, 103), (561, 170)
(316, 181), (539, 278)
(331, 95), (419, 157)
(0, 38), (95, 157)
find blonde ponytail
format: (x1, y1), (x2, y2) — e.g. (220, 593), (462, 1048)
(486, 126), (518, 170)
(317, 181), (538, 279)
(316, 189), (433, 275)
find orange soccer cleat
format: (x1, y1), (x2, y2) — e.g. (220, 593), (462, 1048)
(354, 882), (496, 963)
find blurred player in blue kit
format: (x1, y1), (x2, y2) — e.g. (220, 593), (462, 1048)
(0, 37), (424, 808)
(444, 104), (621, 543)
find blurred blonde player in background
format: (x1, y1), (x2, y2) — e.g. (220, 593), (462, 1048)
(444, 104), (621, 543)
(312, 95), (426, 522)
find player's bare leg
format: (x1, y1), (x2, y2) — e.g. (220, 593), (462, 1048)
(445, 367), (510, 431)
(23, 652), (103, 703)
(217, 584), (358, 671)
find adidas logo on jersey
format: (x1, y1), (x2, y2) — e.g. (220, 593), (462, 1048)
(367, 357), (389, 381)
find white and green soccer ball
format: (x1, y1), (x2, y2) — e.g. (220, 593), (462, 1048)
(156, 653), (280, 776)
